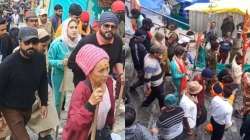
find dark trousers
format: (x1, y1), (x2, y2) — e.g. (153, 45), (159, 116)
(1, 108), (32, 140)
(88, 126), (112, 140)
(211, 117), (225, 140)
(142, 82), (165, 108)
(131, 71), (144, 89)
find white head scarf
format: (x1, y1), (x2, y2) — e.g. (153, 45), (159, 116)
(61, 18), (81, 48)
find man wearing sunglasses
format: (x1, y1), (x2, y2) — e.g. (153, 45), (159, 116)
(0, 27), (48, 140)
(0, 17), (14, 63)
(68, 11), (124, 89)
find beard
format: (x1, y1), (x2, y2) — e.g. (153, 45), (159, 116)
(100, 30), (114, 40)
(20, 48), (35, 58)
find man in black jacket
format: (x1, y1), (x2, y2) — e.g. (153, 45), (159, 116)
(221, 15), (235, 37)
(0, 27), (48, 140)
(138, 18), (154, 52)
(129, 30), (148, 92)
(68, 11), (124, 87)
(0, 17), (14, 62)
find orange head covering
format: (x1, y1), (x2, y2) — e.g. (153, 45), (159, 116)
(80, 12), (90, 23)
(111, 0), (125, 13)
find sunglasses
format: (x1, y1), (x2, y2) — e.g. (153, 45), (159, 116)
(24, 39), (39, 45)
(103, 24), (117, 30)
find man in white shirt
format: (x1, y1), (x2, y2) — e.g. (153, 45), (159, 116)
(180, 81), (202, 136)
(210, 84), (233, 140)
(232, 53), (243, 85)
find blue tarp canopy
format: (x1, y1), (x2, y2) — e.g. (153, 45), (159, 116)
(140, 0), (164, 12)
(176, 0), (209, 3)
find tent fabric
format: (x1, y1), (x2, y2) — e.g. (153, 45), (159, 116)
(185, 0), (247, 34)
(185, 0), (250, 14)
(140, 0), (164, 12)
(188, 11), (243, 35)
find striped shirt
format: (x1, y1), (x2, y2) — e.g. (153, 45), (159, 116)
(144, 54), (163, 87)
(157, 107), (184, 140)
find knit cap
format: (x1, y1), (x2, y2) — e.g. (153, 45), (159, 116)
(76, 44), (110, 75)
(80, 11), (89, 22)
(164, 94), (178, 106)
(111, 0), (125, 13)
(99, 12), (119, 26)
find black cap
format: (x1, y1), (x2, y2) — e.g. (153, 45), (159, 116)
(18, 27), (38, 42)
(69, 3), (82, 16)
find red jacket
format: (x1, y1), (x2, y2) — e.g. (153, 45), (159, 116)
(62, 77), (115, 140)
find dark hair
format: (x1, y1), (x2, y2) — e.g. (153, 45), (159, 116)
(125, 105), (136, 127)
(9, 27), (19, 48)
(209, 35), (217, 42)
(217, 68), (231, 82)
(210, 41), (219, 50)
(222, 75), (234, 84)
(223, 84), (233, 98)
(69, 3), (82, 16)
(149, 46), (163, 54)
(174, 45), (185, 57)
(54, 4), (63, 11)
(186, 30), (194, 36)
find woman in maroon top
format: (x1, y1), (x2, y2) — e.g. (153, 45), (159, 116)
(63, 44), (115, 140)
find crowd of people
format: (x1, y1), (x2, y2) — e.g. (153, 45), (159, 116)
(0, 0), (125, 140)
(125, 7), (250, 140)
(1, 0), (250, 140)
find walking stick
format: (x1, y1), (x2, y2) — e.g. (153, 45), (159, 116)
(116, 83), (125, 116)
(90, 104), (99, 140)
